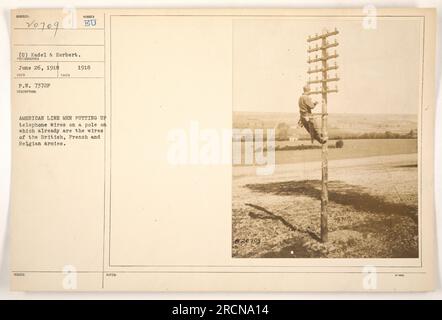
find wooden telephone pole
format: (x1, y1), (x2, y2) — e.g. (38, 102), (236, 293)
(306, 28), (340, 242)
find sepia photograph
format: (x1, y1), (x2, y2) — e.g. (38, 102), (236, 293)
(232, 18), (421, 258)
(5, 7), (436, 293)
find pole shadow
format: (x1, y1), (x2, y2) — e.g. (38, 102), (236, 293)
(245, 180), (417, 223)
(245, 203), (321, 242)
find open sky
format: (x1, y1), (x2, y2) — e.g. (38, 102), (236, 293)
(233, 17), (422, 114)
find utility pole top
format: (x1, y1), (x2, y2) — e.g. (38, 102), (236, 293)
(307, 28), (339, 42)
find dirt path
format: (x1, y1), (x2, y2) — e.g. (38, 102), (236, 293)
(232, 153), (418, 258)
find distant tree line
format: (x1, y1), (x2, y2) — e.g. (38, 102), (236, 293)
(233, 124), (417, 142)
(331, 129), (417, 140)
(273, 121), (417, 141)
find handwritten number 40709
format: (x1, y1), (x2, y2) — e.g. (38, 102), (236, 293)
(25, 20), (59, 37)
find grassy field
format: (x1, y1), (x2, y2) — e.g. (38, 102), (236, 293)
(235, 138), (417, 166)
(232, 140), (418, 258)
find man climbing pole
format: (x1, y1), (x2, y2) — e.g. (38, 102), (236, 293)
(298, 84), (327, 144)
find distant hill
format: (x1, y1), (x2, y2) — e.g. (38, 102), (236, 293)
(233, 112), (417, 140)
